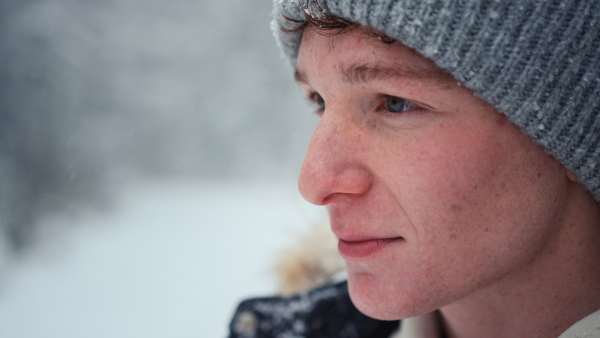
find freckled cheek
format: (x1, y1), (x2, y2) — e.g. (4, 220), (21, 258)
(396, 132), (504, 209)
(380, 128), (518, 256)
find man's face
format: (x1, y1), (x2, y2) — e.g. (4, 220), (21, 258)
(295, 27), (571, 320)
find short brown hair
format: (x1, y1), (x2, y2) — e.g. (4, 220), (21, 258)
(282, 0), (395, 44)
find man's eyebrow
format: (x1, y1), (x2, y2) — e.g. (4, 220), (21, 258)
(294, 68), (308, 85)
(339, 62), (457, 88)
(294, 62), (458, 89)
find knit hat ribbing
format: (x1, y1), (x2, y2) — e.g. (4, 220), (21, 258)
(272, 0), (600, 202)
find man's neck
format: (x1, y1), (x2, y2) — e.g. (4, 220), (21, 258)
(440, 187), (600, 338)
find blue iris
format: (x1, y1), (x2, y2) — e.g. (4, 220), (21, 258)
(316, 94), (325, 111)
(386, 96), (410, 113)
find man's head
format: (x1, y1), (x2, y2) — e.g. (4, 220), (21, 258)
(274, 0), (600, 201)
(272, 0), (600, 322)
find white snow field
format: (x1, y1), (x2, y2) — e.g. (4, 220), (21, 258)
(0, 178), (325, 338)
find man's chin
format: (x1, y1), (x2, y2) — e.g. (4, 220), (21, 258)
(347, 275), (432, 321)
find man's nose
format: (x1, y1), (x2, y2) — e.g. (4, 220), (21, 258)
(298, 110), (372, 206)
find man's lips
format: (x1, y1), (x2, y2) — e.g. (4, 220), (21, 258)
(338, 237), (403, 259)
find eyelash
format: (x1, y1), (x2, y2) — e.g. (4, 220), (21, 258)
(307, 92), (422, 116)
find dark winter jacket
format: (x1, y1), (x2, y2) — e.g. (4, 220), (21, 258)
(228, 281), (400, 338)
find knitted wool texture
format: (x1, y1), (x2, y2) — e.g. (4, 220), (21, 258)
(272, 0), (600, 202)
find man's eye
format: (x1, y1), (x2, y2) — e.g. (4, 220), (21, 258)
(385, 95), (419, 113)
(311, 93), (326, 112)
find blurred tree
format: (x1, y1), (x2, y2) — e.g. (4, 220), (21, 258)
(0, 0), (316, 252)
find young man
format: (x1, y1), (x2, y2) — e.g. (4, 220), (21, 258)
(230, 0), (600, 337)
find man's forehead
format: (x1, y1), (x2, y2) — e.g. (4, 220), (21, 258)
(296, 28), (458, 89)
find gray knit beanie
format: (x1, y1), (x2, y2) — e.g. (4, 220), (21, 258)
(272, 0), (600, 202)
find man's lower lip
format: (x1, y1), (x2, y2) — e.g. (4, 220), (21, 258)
(338, 238), (402, 259)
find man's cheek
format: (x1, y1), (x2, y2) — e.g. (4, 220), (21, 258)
(396, 149), (499, 212)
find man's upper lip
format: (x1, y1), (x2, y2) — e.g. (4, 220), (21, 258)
(328, 209), (404, 242)
(331, 221), (403, 242)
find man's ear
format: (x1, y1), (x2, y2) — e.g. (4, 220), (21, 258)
(566, 170), (579, 183)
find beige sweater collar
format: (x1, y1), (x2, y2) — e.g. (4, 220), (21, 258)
(391, 308), (600, 338)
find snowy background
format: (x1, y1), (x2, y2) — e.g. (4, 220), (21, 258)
(0, 0), (323, 337)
